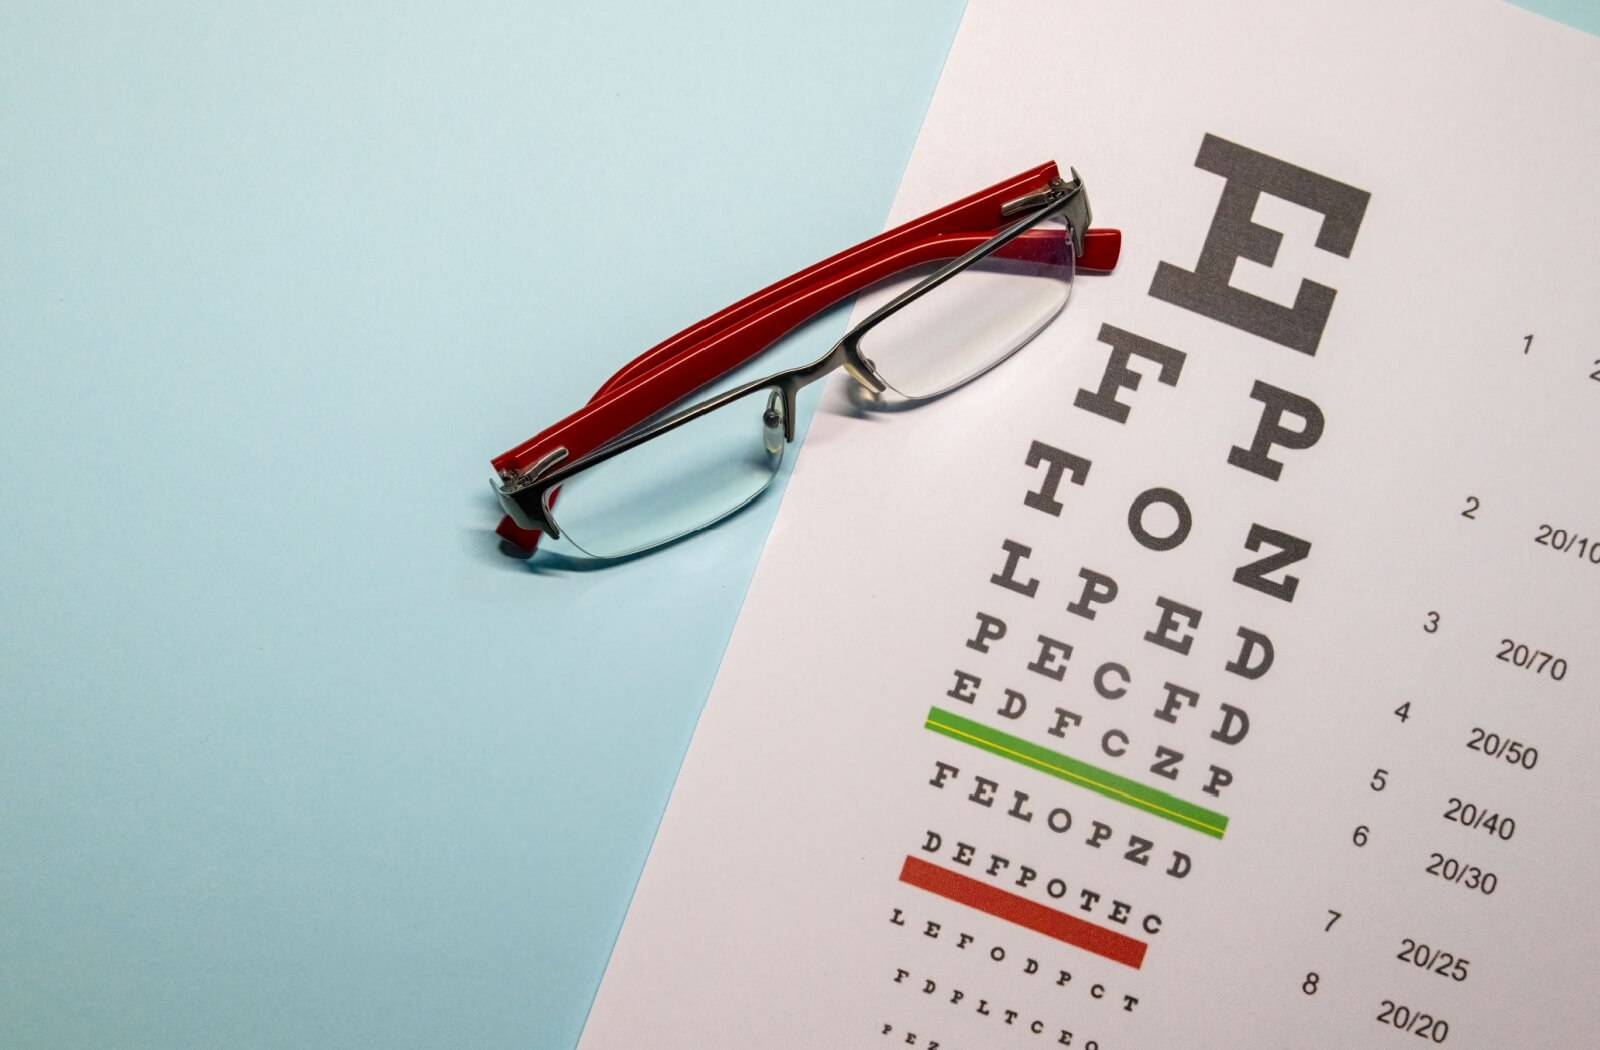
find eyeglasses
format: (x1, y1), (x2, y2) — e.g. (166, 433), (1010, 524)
(491, 162), (1121, 559)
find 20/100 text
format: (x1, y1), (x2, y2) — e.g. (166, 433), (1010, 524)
(1535, 523), (1600, 565)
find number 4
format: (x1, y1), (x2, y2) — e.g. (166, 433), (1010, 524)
(1325, 910), (1342, 932)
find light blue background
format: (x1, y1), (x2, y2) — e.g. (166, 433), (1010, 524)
(2, 3), (1594, 1048)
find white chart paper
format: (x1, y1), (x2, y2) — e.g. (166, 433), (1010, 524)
(579, 1), (1600, 1046)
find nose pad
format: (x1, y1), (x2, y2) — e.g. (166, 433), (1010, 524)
(762, 391), (785, 455)
(841, 351), (888, 395)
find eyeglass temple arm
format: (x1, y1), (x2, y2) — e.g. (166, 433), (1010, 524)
(594, 229), (1119, 400)
(494, 165), (1122, 552)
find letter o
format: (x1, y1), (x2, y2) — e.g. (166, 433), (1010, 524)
(1047, 878), (1068, 899)
(1127, 487), (1192, 552)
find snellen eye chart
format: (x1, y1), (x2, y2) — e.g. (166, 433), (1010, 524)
(576, 2), (1600, 1046)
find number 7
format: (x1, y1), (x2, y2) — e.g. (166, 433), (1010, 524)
(1325, 910), (1342, 932)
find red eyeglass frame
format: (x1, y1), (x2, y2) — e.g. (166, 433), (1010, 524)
(491, 161), (1121, 553)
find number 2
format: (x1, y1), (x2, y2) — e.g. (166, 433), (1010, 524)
(1461, 496), (1479, 519)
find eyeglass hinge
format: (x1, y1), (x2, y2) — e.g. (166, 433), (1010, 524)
(1000, 170), (1091, 258)
(495, 446), (568, 534)
(498, 446), (569, 490)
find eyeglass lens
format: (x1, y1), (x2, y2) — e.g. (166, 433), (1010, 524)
(855, 215), (1075, 400)
(545, 386), (786, 558)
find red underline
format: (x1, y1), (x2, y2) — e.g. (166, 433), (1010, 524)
(898, 855), (1148, 970)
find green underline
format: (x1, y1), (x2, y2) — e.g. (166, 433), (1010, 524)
(924, 706), (1229, 839)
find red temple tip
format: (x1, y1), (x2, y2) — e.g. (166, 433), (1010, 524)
(1079, 228), (1121, 273)
(496, 515), (542, 554)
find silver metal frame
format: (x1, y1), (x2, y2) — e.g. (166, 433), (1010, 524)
(498, 173), (1090, 544)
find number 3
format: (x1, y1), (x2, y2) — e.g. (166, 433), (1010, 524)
(1424, 611), (1439, 633)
